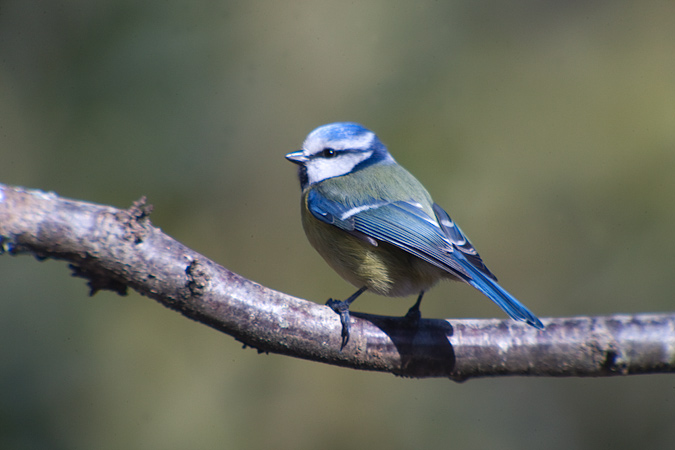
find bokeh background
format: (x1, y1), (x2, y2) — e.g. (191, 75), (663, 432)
(1, 1), (674, 449)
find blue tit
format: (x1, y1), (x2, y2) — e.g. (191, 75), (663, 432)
(286, 122), (543, 347)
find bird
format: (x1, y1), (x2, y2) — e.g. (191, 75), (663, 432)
(286, 122), (543, 348)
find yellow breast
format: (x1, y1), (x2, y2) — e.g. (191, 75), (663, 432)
(301, 194), (447, 297)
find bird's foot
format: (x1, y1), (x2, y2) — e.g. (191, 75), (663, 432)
(326, 298), (352, 350)
(403, 306), (422, 328)
(403, 304), (421, 324)
(403, 291), (424, 326)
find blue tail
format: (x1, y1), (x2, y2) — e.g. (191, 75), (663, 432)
(461, 259), (544, 329)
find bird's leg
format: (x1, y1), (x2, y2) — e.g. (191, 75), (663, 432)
(404, 290), (425, 323)
(326, 286), (367, 349)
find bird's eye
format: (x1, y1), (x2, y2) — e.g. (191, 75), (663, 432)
(322, 148), (336, 158)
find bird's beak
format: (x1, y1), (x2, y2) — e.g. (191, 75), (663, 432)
(285, 150), (307, 165)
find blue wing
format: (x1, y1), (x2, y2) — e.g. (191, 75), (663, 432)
(307, 189), (544, 329)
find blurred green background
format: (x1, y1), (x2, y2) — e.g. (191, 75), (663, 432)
(1, 1), (674, 449)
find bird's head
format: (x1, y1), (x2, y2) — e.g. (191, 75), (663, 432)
(286, 122), (395, 189)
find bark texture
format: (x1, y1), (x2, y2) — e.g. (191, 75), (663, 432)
(1, 183), (673, 380)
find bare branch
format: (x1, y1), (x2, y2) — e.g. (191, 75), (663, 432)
(1, 183), (673, 380)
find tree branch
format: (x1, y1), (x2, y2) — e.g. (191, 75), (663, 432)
(1, 183), (673, 380)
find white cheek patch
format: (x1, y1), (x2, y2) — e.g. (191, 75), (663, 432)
(306, 150), (373, 185)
